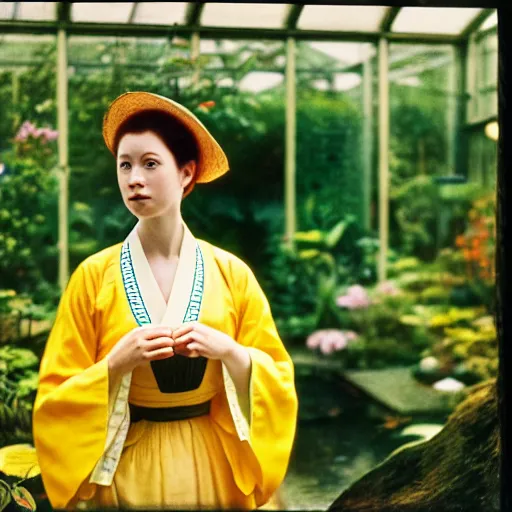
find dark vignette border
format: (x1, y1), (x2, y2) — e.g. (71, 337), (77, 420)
(497, 4), (511, 512)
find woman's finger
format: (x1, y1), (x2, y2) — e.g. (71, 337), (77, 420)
(181, 342), (201, 358)
(172, 322), (200, 340)
(142, 326), (174, 340)
(144, 336), (174, 351)
(173, 332), (204, 346)
(144, 346), (174, 361)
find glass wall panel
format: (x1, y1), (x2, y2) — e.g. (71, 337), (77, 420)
(467, 31), (497, 124)
(388, 44), (456, 258)
(295, 41), (372, 233)
(466, 28), (498, 188)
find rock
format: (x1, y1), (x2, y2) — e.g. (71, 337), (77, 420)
(419, 356), (440, 372)
(433, 377), (465, 392)
(328, 379), (499, 512)
(399, 423), (444, 442)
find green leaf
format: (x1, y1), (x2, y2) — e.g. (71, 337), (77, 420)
(325, 218), (351, 248)
(294, 230), (323, 244)
(0, 480), (12, 512)
(400, 315), (424, 326)
(298, 249), (320, 260)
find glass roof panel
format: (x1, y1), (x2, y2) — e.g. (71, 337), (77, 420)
(72, 3), (134, 24)
(0, 3), (15, 20)
(392, 7), (483, 35)
(17, 2), (57, 21)
(298, 5), (389, 32)
(133, 2), (187, 25)
(201, 3), (289, 29)
(479, 11), (497, 32)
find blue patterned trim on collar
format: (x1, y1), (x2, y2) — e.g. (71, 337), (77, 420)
(120, 239), (204, 326)
(184, 244), (205, 323)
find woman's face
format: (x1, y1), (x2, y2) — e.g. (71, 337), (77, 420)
(116, 130), (195, 219)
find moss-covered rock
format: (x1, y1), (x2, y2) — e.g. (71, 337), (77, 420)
(328, 379), (499, 512)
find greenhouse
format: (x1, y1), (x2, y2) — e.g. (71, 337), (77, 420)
(0, 3), (499, 511)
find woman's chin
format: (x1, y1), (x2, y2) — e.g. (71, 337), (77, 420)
(127, 205), (177, 221)
(127, 205), (155, 219)
(125, 198), (180, 219)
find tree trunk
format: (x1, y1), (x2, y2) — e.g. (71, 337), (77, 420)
(328, 379), (499, 512)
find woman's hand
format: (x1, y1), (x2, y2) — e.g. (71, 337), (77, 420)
(171, 321), (238, 361)
(107, 325), (175, 376)
(172, 322), (252, 419)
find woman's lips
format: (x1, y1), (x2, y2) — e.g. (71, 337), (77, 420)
(129, 195), (151, 201)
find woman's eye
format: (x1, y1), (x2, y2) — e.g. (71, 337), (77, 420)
(146, 160), (157, 169)
(119, 162), (131, 171)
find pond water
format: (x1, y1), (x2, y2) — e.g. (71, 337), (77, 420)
(279, 371), (446, 510)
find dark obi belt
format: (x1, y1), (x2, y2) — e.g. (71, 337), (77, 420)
(129, 401), (211, 423)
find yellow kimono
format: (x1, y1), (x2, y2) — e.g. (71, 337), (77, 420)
(32, 223), (298, 510)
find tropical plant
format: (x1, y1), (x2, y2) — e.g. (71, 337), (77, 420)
(0, 473), (38, 512)
(0, 346), (39, 447)
(0, 120), (59, 295)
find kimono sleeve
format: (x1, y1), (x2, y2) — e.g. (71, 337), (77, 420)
(32, 262), (109, 510)
(230, 259), (298, 504)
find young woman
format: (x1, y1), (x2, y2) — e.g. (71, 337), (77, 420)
(32, 92), (298, 510)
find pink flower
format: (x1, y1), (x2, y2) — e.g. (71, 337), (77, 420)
(39, 127), (59, 142)
(306, 329), (358, 355)
(46, 129), (58, 141)
(336, 285), (371, 309)
(377, 281), (400, 296)
(306, 330), (323, 349)
(15, 121), (35, 142)
(14, 121), (58, 143)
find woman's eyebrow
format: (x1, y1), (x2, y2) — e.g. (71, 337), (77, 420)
(117, 152), (160, 160)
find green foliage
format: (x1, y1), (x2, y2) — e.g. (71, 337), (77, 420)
(390, 175), (439, 259)
(0, 156), (59, 294)
(389, 59), (451, 184)
(0, 347), (39, 446)
(265, 214), (379, 344)
(296, 91), (364, 230)
(0, 471), (39, 512)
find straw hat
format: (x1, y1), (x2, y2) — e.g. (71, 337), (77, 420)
(102, 91), (229, 185)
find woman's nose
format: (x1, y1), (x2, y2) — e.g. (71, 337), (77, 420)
(128, 168), (146, 188)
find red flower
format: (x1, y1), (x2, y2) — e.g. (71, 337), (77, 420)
(198, 100), (215, 109)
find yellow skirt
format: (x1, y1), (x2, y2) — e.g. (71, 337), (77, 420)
(94, 414), (253, 510)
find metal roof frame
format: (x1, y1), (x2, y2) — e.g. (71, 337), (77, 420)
(0, 3), (497, 45)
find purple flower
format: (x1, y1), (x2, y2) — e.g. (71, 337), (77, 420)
(336, 285), (372, 309)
